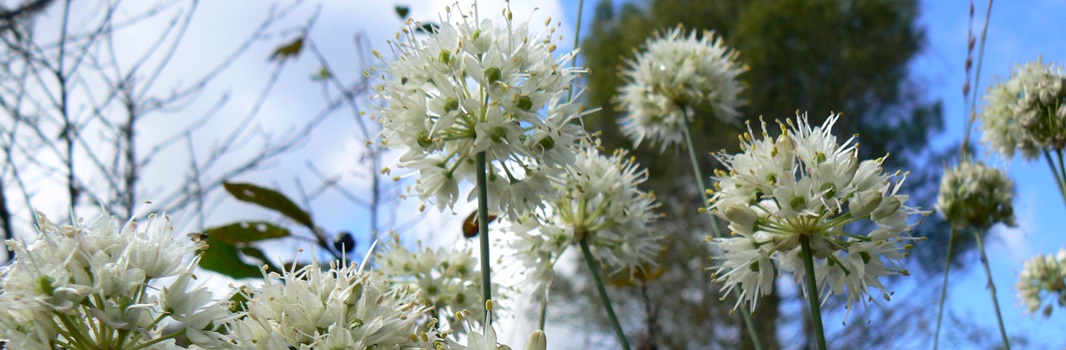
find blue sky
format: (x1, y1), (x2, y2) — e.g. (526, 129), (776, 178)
(911, 1), (1066, 348)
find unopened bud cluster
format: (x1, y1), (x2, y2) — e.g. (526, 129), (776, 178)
(981, 60), (1066, 159)
(936, 161), (1016, 230)
(1017, 248), (1066, 317)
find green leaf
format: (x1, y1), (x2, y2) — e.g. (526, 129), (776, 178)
(239, 246), (281, 272)
(206, 221), (291, 245)
(222, 182), (314, 229)
(198, 237), (263, 280)
(395, 5), (410, 20)
(269, 36), (304, 62)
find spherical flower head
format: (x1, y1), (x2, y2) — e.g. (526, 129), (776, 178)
(618, 25), (746, 149)
(374, 5), (591, 217)
(230, 259), (432, 349)
(503, 147), (663, 300)
(936, 161), (1016, 229)
(375, 235), (487, 329)
(0, 209), (231, 348)
(708, 113), (928, 314)
(1017, 248), (1066, 317)
(980, 60), (1066, 159)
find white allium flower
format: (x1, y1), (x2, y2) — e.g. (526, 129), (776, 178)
(0, 210), (232, 349)
(503, 147), (663, 300)
(443, 308), (545, 350)
(375, 5), (590, 217)
(980, 60), (1066, 159)
(708, 113), (928, 314)
(618, 25), (746, 149)
(1017, 248), (1066, 317)
(936, 161), (1016, 229)
(376, 236), (487, 328)
(230, 259), (432, 349)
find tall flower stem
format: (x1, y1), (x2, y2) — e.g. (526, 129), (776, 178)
(1041, 149), (1066, 207)
(538, 300), (548, 331)
(681, 111), (721, 237)
(580, 236), (631, 350)
(799, 235), (827, 350)
(682, 111), (763, 350)
(974, 230), (1011, 349)
(476, 151), (493, 323)
(933, 226), (957, 350)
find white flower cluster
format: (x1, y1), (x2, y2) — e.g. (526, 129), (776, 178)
(0, 211), (233, 349)
(505, 148), (663, 300)
(708, 113), (926, 313)
(376, 236), (486, 327)
(229, 259), (434, 349)
(618, 25), (746, 149)
(936, 161), (1016, 230)
(445, 308), (546, 350)
(981, 60), (1066, 159)
(1017, 248), (1066, 317)
(375, 5), (589, 217)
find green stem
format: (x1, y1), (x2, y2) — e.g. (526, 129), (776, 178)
(539, 299), (548, 331)
(538, 252), (552, 331)
(1042, 149), (1066, 206)
(961, 0), (995, 157)
(681, 108), (721, 237)
(974, 230), (1011, 349)
(56, 312), (95, 350)
(1057, 149), (1066, 204)
(580, 237), (631, 350)
(933, 226), (957, 350)
(565, 0), (584, 103)
(799, 236), (827, 350)
(127, 328), (184, 350)
(683, 107), (764, 350)
(476, 151), (493, 324)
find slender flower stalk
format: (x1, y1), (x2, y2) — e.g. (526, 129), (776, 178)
(581, 237), (631, 350)
(682, 108), (763, 350)
(374, 3), (593, 326)
(934, 160), (1015, 349)
(933, 226), (957, 350)
(799, 236), (827, 350)
(1045, 149), (1066, 206)
(680, 107), (722, 237)
(619, 24), (761, 349)
(477, 151), (493, 321)
(503, 147), (661, 347)
(974, 231), (1011, 349)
